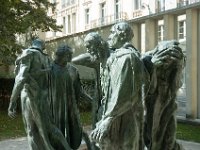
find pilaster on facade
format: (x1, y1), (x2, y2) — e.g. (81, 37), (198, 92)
(163, 14), (177, 40)
(145, 19), (157, 51)
(131, 22), (141, 51)
(198, 10), (200, 118)
(185, 8), (198, 119)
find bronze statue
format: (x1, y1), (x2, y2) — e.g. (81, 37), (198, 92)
(88, 22), (146, 150)
(143, 40), (185, 150)
(8, 39), (72, 150)
(8, 23), (185, 150)
(73, 22), (185, 150)
(72, 32), (110, 121)
(73, 28), (146, 150)
(49, 45), (82, 150)
(72, 32), (110, 150)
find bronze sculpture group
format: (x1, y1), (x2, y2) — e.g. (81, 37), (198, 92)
(8, 22), (185, 150)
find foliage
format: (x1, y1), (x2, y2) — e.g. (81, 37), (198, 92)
(0, 0), (62, 66)
(80, 111), (92, 126)
(0, 78), (15, 110)
(78, 79), (95, 112)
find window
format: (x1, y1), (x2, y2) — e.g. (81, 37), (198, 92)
(158, 25), (164, 41)
(178, 20), (186, 40)
(85, 8), (90, 25)
(101, 3), (106, 24)
(177, 14), (186, 40)
(65, 13), (76, 34)
(178, 0), (189, 7)
(68, 15), (71, 33)
(115, 0), (120, 20)
(141, 23), (146, 54)
(134, 0), (141, 10)
(62, 0), (66, 8)
(62, 0), (75, 6)
(71, 0), (75, 5)
(158, 20), (164, 41)
(72, 13), (76, 32)
(63, 17), (66, 34)
(158, 0), (165, 11)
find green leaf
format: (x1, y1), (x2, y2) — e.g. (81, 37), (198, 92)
(0, 0), (61, 65)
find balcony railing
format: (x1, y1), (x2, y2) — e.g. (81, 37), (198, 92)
(177, 0), (189, 7)
(189, 0), (200, 4)
(62, 0), (76, 8)
(132, 10), (143, 18)
(85, 12), (127, 30)
(155, 0), (200, 12)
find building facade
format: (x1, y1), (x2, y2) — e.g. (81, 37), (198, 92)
(44, 0), (200, 119)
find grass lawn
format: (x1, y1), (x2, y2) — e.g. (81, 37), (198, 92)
(0, 110), (92, 141)
(0, 111), (26, 141)
(0, 110), (200, 143)
(176, 123), (200, 143)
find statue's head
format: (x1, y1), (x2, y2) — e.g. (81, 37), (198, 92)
(84, 32), (107, 58)
(108, 22), (134, 49)
(55, 44), (73, 66)
(31, 38), (45, 51)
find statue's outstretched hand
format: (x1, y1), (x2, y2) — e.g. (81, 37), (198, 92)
(8, 101), (17, 118)
(90, 117), (112, 143)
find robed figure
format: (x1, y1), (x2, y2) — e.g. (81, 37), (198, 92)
(49, 45), (82, 150)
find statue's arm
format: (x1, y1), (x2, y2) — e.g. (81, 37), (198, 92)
(103, 56), (135, 120)
(72, 53), (98, 68)
(11, 56), (31, 101)
(141, 55), (158, 94)
(8, 53), (31, 117)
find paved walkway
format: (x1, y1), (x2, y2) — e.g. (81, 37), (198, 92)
(0, 137), (199, 150)
(0, 137), (87, 150)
